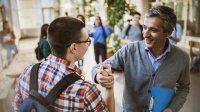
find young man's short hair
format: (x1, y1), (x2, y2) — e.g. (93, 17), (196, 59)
(47, 17), (85, 58)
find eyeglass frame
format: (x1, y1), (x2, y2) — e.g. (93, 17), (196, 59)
(66, 37), (91, 47)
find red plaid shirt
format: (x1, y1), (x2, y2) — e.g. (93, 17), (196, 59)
(14, 54), (108, 112)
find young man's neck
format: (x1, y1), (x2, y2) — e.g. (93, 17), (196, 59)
(66, 56), (76, 64)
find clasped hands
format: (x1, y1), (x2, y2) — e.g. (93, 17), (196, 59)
(96, 64), (114, 89)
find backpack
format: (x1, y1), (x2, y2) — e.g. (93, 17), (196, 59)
(125, 24), (143, 40)
(35, 41), (43, 61)
(18, 63), (81, 112)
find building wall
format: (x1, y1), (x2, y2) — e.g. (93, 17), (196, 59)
(10, 0), (20, 43)
(18, 0), (42, 37)
(131, 0), (149, 17)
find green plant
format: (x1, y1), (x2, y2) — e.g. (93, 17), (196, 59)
(104, 0), (135, 56)
(83, 0), (96, 18)
(106, 34), (122, 55)
(105, 0), (135, 28)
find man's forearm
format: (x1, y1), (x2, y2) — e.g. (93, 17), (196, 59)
(105, 87), (115, 112)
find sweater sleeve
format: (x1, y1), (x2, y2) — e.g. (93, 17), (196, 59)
(104, 26), (113, 37)
(91, 45), (126, 83)
(89, 32), (93, 38)
(168, 55), (190, 112)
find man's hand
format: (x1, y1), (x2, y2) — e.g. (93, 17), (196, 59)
(163, 108), (172, 112)
(96, 64), (114, 89)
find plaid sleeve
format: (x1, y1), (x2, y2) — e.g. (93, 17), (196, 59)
(13, 79), (23, 111)
(84, 84), (108, 112)
(13, 64), (33, 111)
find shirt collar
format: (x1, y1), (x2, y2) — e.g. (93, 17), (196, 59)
(145, 39), (171, 59)
(46, 54), (82, 75)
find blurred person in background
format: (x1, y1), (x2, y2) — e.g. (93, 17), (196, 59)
(76, 14), (85, 68)
(65, 11), (68, 16)
(169, 22), (182, 45)
(121, 11), (143, 44)
(39, 24), (51, 59)
(0, 20), (18, 64)
(77, 14), (86, 23)
(77, 14), (96, 75)
(89, 16), (112, 64)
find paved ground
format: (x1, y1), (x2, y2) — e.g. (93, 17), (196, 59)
(0, 37), (200, 112)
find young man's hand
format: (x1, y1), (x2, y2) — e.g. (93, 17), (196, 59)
(96, 64), (114, 89)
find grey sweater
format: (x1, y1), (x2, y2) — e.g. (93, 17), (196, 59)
(92, 41), (190, 112)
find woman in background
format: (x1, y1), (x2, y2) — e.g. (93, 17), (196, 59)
(1, 20), (18, 64)
(89, 16), (112, 64)
(39, 24), (51, 59)
(76, 14), (86, 68)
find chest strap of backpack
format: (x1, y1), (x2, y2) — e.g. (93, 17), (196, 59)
(29, 63), (82, 108)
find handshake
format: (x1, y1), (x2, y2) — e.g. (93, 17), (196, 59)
(96, 64), (114, 89)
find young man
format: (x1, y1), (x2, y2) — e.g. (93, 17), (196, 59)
(14, 17), (114, 112)
(121, 11), (143, 44)
(92, 6), (190, 112)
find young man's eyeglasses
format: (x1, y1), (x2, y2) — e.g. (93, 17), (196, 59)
(75, 37), (91, 46)
(66, 37), (91, 47)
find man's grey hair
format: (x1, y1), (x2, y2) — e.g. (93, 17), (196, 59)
(145, 5), (177, 33)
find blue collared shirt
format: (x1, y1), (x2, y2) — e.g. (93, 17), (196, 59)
(169, 23), (182, 45)
(145, 42), (171, 71)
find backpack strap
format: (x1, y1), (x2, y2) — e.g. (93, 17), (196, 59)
(139, 24), (144, 40)
(30, 63), (41, 91)
(29, 63), (49, 106)
(125, 24), (131, 36)
(29, 63), (82, 107)
(45, 73), (81, 105)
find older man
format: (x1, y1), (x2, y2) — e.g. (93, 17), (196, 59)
(92, 6), (190, 112)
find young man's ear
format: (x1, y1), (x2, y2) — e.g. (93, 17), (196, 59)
(69, 43), (77, 54)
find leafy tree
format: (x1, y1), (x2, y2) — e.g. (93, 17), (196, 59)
(104, 0), (136, 56)
(83, 0), (96, 17)
(105, 0), (135, 27)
